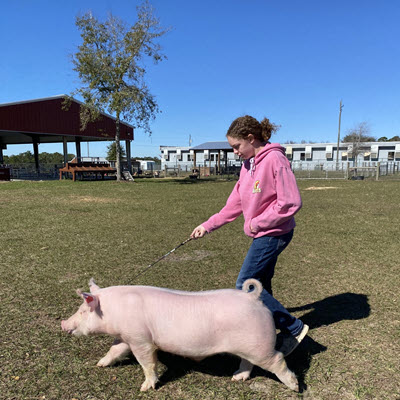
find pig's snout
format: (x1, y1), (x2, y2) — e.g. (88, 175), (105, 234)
(61, 320), (74, 334)
(61, 320), (68, 332)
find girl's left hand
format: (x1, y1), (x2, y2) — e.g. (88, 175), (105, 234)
(190, 225), (207, 239)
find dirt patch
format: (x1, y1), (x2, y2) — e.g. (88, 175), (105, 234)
(304, 186), (339, 191)
(67, 195), (119, 204)
(162, 250), (214, 263)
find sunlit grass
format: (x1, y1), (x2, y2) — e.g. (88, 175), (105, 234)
(0, 178), (399, 399)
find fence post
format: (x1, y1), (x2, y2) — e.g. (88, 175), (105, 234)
(376, 162), (380, 181)
(345, 162), (349, 179)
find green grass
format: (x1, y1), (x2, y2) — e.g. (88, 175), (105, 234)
(0, 178), (399, 400)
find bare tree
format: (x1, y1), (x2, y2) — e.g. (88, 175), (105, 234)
(343, 122), (375, 167)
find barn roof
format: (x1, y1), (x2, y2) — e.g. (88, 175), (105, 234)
(0, 95), (134, 146)
(191, 141), (232, 150)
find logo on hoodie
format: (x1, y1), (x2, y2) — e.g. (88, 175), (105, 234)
(253, 180), (261, 193)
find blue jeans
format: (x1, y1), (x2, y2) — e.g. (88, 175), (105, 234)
(236, 230), (304, 336)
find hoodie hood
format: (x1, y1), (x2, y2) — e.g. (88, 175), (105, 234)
(244, 143), (286, 175)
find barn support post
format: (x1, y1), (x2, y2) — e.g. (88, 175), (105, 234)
(75, 137), (82, 162)
(125, 140), (132, 173)
(33, 138), (40, 173)
(0, 147), (4, 164)
(63, 137), (68, 165)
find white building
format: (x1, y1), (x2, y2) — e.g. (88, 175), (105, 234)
(161, 141), (400, 172)
(160, 145), (192, 170)
(160, 142), (241, 172)
(284, 141), (400, 169)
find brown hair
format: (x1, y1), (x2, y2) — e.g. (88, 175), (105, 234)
(226, 115), (280, 142)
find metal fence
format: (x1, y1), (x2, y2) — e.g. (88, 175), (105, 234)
(5, 163), (62, 180)
(3, 161), (400, 181)
(291, 162), (348, 180)
(291, 161), (400, 180)
(379, 162), (400, 176)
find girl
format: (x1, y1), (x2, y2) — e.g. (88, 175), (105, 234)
(191, 115), (308, 356)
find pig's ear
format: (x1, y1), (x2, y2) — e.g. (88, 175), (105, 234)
(89, 278), (100, 294)
(79, 291), (99, 312)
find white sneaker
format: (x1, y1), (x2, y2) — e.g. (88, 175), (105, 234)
(277, 324), (309, 357)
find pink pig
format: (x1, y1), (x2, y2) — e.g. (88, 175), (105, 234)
(61, 278), (299, 392)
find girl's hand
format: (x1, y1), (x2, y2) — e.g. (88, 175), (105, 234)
(191, 225), (207, 239)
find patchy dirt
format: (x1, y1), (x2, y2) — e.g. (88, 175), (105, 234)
(162, 250), (214, 263)
(68, 195), (120, 204)
(304, 186), (339, 191)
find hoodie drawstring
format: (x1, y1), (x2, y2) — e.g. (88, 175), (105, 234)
(249, 157), (255, 176)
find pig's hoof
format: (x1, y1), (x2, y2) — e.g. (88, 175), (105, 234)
(290, 379), (299, 392)
(140, 379), (157, 392)
(285, 375), (299, 392)
(97, 358), (110, 367)
(232, 370), (251, 381)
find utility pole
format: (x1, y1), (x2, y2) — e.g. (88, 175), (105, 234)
(336, 100), (344, 166)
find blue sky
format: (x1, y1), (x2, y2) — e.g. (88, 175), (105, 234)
(1, 0), (399, 158)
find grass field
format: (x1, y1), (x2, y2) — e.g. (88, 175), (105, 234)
(0, 178), (399, 400)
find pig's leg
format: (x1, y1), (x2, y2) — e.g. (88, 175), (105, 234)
(259, 352), (299, 392)
(130, 344), (158, 392)
(232, 358), (254, 381)
(97, 339), (131, 367)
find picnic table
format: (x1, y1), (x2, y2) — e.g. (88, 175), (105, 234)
(59, 161), (116, 181)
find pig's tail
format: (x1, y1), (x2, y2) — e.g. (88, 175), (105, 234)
(242, 279), (263, 299)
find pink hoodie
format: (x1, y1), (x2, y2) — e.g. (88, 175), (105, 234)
(202, 143), (302, 238)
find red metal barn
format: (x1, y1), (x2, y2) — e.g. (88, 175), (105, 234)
(0, 95), (134, 171)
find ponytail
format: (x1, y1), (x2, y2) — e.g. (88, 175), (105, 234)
(260, 118), (280, 142)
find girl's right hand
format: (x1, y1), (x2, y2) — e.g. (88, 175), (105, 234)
(190, 225), (207, 239)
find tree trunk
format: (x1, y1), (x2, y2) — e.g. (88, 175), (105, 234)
(115, 114), (122, 181)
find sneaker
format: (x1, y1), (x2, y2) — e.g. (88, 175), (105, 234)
(277, 324), (309, 357)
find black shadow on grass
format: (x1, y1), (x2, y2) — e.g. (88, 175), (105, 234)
(157, 352), (238, 386)
(283, 335), (327, 392)
(111, 352), (239, 387)
(157, 350), (313, 392)
(111, 347), (317, 392)
(287, 292), (371, 330)
(283, 292), (371, 392)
